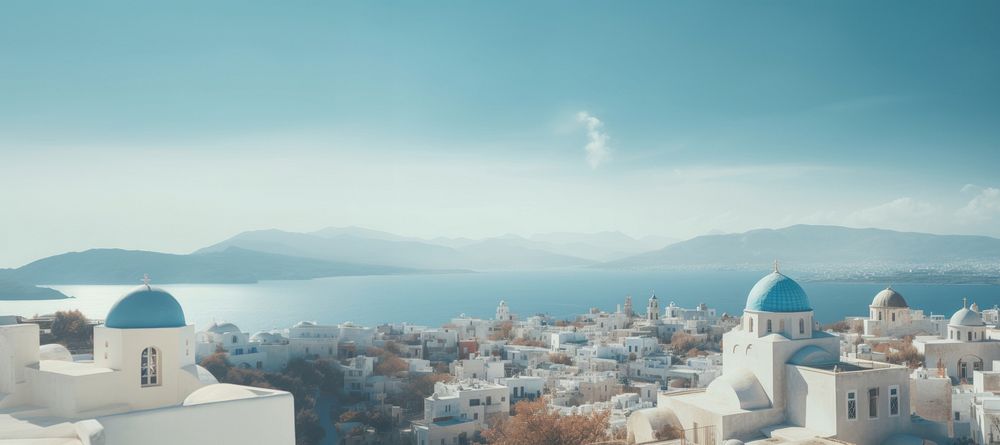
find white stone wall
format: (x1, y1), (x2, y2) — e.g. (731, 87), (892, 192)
(97, 390), (294, 445)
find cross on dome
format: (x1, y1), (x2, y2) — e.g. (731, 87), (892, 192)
(141, 273), (151, 287)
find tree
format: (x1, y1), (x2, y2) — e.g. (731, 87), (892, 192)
(482, 398), (610, 445)
(49, 310), (93, 351)
(388, 373), (452, 410)
(510, 337), (546, 347)
(200, 352), (232, 381)
(669, 332), (698, 352)
(375, 354), (408, 376)
(548, 353), (573, 366)
(490, 321), (514, 341)
(656, 423), (685, 440)
(296, 409), (325, 445)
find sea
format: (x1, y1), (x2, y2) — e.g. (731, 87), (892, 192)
(2, 269), (998, 333)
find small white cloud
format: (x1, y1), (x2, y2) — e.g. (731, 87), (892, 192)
(576, 111), (610, 169)
(846, 197), (935, 228)
(957, 187), (1000, 223)
(961, 183), (980, 194)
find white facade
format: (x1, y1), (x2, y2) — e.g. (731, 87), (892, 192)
(914, 300), (1000, 384)
(627, 271), (935, 445)
(0, 285), (294, 445)
(415, 379), (509, 445)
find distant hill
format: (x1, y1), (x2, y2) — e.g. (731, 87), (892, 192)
(198, 229), (597, 270)
(196, 229), (469, 269)
(0, 279), (69, 300)
(527, 231), (677, 261)
(602, 225), (1000, 269)
(5, 247), (419, 285)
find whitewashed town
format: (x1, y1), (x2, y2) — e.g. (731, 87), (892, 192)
(2, 267), (999, 445)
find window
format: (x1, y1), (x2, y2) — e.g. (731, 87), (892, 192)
(891, 313), (895, 322)
(968, 331), (972, 341)
(141, 347), (160, 387)
(846, 391), (857, 420)
(878, 312), (882, 321)
(749, 318), (754, 332)
(469, 398), (480, 406)
(889, 385), (899, 416)
(766, 320), (772, 333)
(232, 335), (238, 344)
(954, 411), (960, 421)
(799, 319), (805, 334)
(486, 396), (492, 405)
(868, 388), (879, 418)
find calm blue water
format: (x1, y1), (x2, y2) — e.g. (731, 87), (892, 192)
(2, 270), (997, 333)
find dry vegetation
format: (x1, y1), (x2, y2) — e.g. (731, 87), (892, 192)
(482, 398), (611, 445)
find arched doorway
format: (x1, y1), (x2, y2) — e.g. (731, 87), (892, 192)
(958, 355), (983, 382)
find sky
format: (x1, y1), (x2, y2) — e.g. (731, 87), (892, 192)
(2, 1), (1000, 268)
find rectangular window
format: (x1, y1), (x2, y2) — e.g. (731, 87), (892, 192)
(889, 385), (899, 416)
(486, 396), (492, 405)
(846, 391), (857, 420)
(766, 320), (772, 333)
(868, 388), (879, 418)
(469, 399), (480, 406)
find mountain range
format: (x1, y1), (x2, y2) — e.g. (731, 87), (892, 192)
(4, 224), (1000, 300)
(195, 227), (674, 270)
(603, 225), (1000, 268)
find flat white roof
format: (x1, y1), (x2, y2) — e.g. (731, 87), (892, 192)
(38, 360), (114, 377)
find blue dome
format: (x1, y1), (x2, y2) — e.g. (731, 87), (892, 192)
(105, 285), (186, 329)
(745, 272), (811, 312)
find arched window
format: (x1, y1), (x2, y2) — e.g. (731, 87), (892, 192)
(891, 313), (895, 322)
(968, 331), (972, 341)
(141, 347), (160, 387)
(799, 319), (805, 334)
(232, 335), (238, 344)
(878, 312), (882, 321)
(766, 320), (773, 333)
(748, 318), (754, 333)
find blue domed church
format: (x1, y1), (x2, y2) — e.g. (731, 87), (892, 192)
(628, 268), (935, 445)
(0, 282), (295, 444)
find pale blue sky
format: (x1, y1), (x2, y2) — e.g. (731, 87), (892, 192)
(2, 1), (1000, 267)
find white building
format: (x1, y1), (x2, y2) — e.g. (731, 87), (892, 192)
(0, 284), (294, 445)
(196, 322), (278, 371)
(861, 287), (947, 338)
(496, 300), (515, 322)
(627, 269), (936, 445)
(498, 375), (544, 404)
(914, 300), (1000, 384)
(451, 356), (505, 381)
(413, 379), (509, 445)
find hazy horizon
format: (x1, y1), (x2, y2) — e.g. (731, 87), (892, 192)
(3, 1), (1000, 268)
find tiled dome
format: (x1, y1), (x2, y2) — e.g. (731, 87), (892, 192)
(105, 285), (186, 329)
(745, 272), (811, 313)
